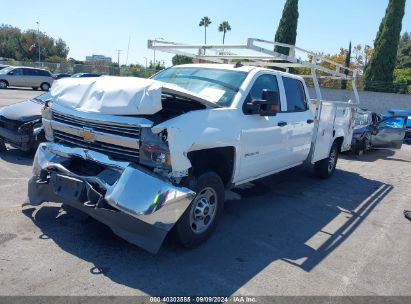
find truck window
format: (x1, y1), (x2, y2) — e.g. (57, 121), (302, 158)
(283, 77), (307, 112)
(248, 74), (280, 106)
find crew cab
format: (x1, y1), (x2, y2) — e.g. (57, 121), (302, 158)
(27, 64), (357, 253)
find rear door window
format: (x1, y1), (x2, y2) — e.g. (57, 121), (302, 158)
(23, 68), (37, 76)
(283, 77), (307, 112)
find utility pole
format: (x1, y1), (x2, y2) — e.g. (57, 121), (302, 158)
(36, 22), (41, 66)
(143, 57), (148, 71)
(115, 49), (123, 75)
(116, 49), (123, 67)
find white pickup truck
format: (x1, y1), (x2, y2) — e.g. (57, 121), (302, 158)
(27, 63), (357, 253)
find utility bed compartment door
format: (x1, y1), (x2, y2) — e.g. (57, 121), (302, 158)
(310, 103), (336, 163)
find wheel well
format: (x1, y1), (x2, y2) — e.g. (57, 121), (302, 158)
(187, 147), (235, 188)
(0, 79), (9, 86)
(334, 136), (344, 152)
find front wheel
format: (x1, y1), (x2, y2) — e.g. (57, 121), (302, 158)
(314, 141), (339, 179)
(175, 171), (225, 248)
(0, 80), (7, 89)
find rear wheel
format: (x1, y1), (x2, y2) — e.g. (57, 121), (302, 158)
(314, 141), (339, 179)
(175, 171), (225, 248)
(40, 82), (50, 91)
(0, 80), (7, 89)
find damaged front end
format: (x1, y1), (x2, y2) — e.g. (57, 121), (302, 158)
(27, 142), (195, 253)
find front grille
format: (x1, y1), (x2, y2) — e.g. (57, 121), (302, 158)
(53, 111), (141, 138)
(54, 130), (139, 162)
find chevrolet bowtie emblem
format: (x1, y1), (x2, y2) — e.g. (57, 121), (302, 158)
(79, 128), (96, 142)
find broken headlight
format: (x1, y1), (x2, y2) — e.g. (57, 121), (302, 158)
(41, 104), (54, 141)
(139, 128), (171, 169)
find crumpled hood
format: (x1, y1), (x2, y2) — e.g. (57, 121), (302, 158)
(0, 99), (43, 122)
(50, 76), (220, 116)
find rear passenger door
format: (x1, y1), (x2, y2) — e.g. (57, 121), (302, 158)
(23, 68), (37, 87)
(280, 76), (314, 164)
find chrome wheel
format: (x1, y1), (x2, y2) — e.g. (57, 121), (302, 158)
(328, 147), (337, 173)
(0, 81), (7, 89)
(189, 187), (218, 234)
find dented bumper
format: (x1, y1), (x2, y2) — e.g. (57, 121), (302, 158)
(26, 142), (195, 253)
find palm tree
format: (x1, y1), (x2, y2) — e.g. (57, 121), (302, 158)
(218, 21), (231, 44)
(199, 16), (212, 45)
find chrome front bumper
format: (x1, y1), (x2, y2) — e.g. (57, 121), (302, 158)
(26, 142), (195, 253)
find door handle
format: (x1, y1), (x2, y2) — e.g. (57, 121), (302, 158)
(278, 121), (287, 127)
(307, 119), (314, 124)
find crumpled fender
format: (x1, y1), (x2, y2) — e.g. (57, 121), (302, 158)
(152, 109), (241, 172)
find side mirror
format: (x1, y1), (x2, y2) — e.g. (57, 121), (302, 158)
(8, 71), (14, 75)
(244, 90), (280, 116)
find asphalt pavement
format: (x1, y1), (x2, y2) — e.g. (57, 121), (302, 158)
(0, 88), (42, 108)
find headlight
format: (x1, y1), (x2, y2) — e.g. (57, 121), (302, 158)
(139, 128), (171, 169)
(41, 105), (54, 141)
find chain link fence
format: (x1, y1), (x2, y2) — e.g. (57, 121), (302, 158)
(0, 60), (120, 76)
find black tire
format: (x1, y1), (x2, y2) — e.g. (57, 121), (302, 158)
(40, 82), (50, 91)
(314, 141), (339, 179)
(0, 80), (8, 89)
(32, 87), (38, 90)
(175, 171), (225, 248)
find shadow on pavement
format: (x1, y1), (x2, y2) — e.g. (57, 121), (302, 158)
(0, 147), (34, 166)
(341, 148), (411, 163)
(22, 165), (391, 296)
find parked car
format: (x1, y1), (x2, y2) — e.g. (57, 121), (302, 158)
(0, 92), (51, 152)
(71, 72), (102, 78)
(0, 66), (53, 91)
(383, 109), (411, 144)
(351, 109), (408, 154)
(27, 63), (357, 253)
(52, 73), (71, 80)
(0, 65), (9, 71)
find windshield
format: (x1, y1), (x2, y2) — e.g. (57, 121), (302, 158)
(33, 92), (52, 104)
(0, 67), (14, 75)
(355, 112), (370, 126)
(152, 67), (247, 107)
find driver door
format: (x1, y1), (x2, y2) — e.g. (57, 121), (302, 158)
(370, 116), (407, 149)
(237, 73), (289, 183)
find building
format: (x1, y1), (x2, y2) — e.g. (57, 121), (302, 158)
(85, 54), (112, 64)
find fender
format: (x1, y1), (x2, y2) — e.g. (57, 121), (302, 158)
(152, 108), (241, 173)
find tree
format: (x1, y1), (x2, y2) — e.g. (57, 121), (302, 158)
(0, 24), (69, 62)
(218, 21), (231, 44)
(397, 31), (411, 68)
(364, 0), (406, 91)
(274, 0), (299, 55)
(341, 42), (352, 90)
(172, 55), (193, 65)
(199, 17), (212, 45)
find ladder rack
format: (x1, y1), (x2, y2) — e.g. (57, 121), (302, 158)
(148, 38), (361, 104)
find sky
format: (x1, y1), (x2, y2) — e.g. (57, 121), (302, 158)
(2, 0), (411, 66)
